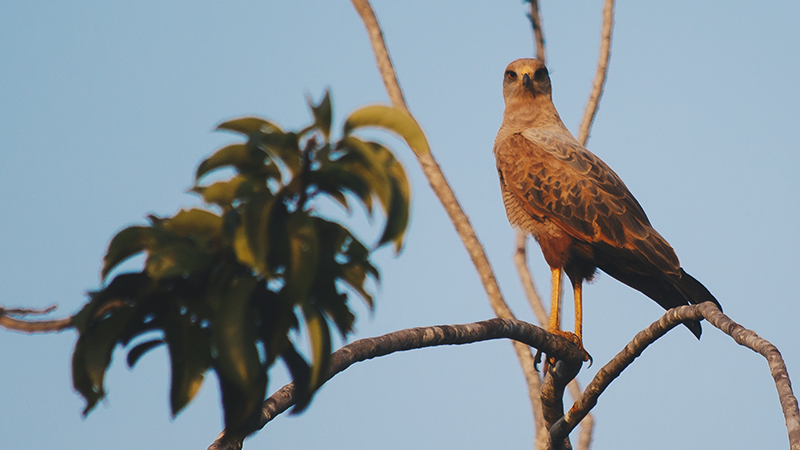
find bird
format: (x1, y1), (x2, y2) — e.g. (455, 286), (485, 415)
(493, 58), (721, 359)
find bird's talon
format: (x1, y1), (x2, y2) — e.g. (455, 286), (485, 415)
(533, 349), (543, 372)
(550, 330), (591, 364)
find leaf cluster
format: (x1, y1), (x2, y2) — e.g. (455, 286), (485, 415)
(71, 91), (423, 440)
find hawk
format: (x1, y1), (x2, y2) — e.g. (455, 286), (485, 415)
(493, 58), (721, 357)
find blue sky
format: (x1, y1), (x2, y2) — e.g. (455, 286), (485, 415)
(2, 1), (799, 449)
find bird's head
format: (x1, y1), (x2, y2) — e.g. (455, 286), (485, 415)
(502, 58), (552, 107)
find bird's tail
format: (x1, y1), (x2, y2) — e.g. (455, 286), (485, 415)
(596, 257), (720, 339)
(672, 269), (721, 339)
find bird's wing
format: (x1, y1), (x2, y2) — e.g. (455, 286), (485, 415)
(495, 129), (680, 274)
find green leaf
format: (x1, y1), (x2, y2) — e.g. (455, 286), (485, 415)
(375, 145), (410, 252)
(308, 163), (373, 214)
(339, 262), (375, 308)
(308, 262), (355, 337)
(280, 345), (311, 412)
(333, 137), (410, 252)
(195, 143), (269, 181)
(216, 362), (266, 440)
(77, 273), (151, 332)
(253, 130), (303, 177)
(163, 314), (212, 416)
(283, 213), (319, 306)
(343, 104), (430, 156)
(145, 241), (213, 280)
(72, 306), (136, 415)
(102, 226), (155, 281)
(211, 275), (266, 437)
(126, 339), (164, 368)
(217, 117), (281, 135)
(162, 208), (223, 240)
(212, 276), (261, 392)
(336, 137), (392, 216)
(191, 177), (252, 208)
(307, 90), (332, 139)
(301, 304), (331, 403)
(233, 226), (257, 269)
(237, 191), (277, 275)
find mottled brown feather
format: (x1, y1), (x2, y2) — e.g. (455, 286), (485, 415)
(495, 130), (680, 276)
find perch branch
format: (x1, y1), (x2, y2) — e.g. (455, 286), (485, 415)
(549, 302), (800, 450)
(208, 318), (586, 450)
(700, 303), (800, 450)
(350, 0), (543, 431)
(0, 305), (73, 333)
(576, 0), (615, 146)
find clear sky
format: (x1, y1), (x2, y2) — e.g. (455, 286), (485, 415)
(2, 1), (799, 449)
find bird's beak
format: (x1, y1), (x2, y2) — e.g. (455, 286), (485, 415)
(522, 72), (535, 97)
(522, 73), (532, 88)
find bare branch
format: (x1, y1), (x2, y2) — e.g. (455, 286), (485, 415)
(568, 380), (594, 450)
(208, 318), (586, 450)
(514, 231), (549, 327)
(526, 0), (547, 64)
(577, 0), (615, 146)
(349, 0), (407, 110)
(700, 304), (800, 450)
(549, 303), (800, 450)
(0, 305), (73, 333)
(0, 305), (58, 316)
(349, 0), (544, 432)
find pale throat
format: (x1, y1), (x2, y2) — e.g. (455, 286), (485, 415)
(502, 98), (564, 130)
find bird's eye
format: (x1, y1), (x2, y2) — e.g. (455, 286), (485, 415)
(505, 70), (517, 81)
(533, 68), (548, 80)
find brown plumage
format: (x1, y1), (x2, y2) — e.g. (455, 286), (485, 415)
(493, 58), (720, 350)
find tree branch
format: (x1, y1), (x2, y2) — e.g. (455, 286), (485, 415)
(208, 318), (585, 450)
(526, 0), (547, 64)
(349, 0), (544, 433)
(577, 0), (615, 146)
(700, 303), (800, 450)
(0, 305), (73, 333)
(548, 303), (800, 450)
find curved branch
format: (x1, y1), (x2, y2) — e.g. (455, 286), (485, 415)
(550, 303), (800, 450)
(349, 0), (543, 432)
(208, 318), (586, 450)
(550, 303), (702, 443)
(699, 303), (800, 450)
(577, 0), (615, 146)
(0, 305), (73, 333)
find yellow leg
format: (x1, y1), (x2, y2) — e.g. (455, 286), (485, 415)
(573, 282), (583, 342)
(548, 267), (562, 333)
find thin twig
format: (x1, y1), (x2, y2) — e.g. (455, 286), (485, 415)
(208, 318), (586, 450)
(0, 305), (58, 316)
(514, 231), (548, 326)
(0, 307), (73, 333)
(349, 0), (544, 432)
(577, 0), (615, 146)
(526, 0), (547, 64)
